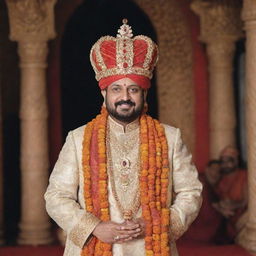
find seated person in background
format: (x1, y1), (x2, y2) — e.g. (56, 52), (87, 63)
(205, 160), (221, 187)
(205, 146), (247, 243)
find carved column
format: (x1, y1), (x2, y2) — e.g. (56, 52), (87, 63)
(6, 0), (56, 245)
(0, 81), (4, 245)
(236, 0), (256, 252)
(191, 0), (243, 159)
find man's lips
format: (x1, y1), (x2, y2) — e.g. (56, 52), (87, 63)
(115, 100), (135, 107)
(119, 103), (132, 107)
(117, 104), (134, 111)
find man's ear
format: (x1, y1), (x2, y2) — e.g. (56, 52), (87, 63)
(101, 89), (106, 98)
(101, 89), (106, 107)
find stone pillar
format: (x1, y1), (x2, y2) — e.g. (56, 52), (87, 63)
(236, 0), (256, 253)
(191, 0), (243, 159)
(6, 0), (56, 245)
(0, 81), (4, 245)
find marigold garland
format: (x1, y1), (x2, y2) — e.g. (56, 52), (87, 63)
(81, 107), (171, 256)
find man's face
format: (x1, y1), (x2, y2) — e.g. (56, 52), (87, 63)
(219, 155), (237, 174)
(102, 78), (146, 124)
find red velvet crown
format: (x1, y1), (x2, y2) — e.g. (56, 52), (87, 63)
(90, 19), (159, 89)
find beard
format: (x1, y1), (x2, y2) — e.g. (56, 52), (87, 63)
(105, 96), (144, 123)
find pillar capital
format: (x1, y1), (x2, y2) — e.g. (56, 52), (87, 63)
(5, 0), (56, 42)
(191, 0), (243, 44)
(242, 0), (256, 32)
(242, 0), (256, 22)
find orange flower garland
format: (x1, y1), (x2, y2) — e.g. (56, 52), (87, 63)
(82, 108), (112, 256)
(140, 115), (171, 256)
(81, 107), (171, 256)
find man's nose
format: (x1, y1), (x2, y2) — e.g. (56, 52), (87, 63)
(121, 89), (130, 100)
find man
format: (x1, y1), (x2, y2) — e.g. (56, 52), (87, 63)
(45, 19), (202, 256)
(210, 146), (247, 242)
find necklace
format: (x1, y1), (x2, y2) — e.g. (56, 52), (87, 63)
(106, 122), (141, 220)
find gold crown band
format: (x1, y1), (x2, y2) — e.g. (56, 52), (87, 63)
(95, 67), (153, 81)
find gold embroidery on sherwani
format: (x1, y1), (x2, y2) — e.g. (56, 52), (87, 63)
(107, 117), (141, 220)
(170, 209), (186, 241)
(69, 213), (101, 248)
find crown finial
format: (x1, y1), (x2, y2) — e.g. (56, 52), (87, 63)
(117, 18), (133, 39)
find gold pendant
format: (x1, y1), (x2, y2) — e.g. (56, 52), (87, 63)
(123, 210), (133, 220)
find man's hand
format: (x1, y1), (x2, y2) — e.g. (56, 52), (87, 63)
(130, 218), (145, 238)
(92, 220), (142, 244)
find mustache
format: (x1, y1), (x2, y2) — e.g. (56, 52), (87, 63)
(115, 100), (135, 107)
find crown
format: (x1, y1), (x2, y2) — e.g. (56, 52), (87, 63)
(90, 19), (159, 84)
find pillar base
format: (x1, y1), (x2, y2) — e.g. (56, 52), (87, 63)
(236, 224), (256, 253)
(17, 222), (54, 245)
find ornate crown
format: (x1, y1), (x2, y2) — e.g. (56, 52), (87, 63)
(90, 19), (159, 83)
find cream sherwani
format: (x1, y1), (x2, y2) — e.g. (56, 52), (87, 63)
(45, 117), (202, 256)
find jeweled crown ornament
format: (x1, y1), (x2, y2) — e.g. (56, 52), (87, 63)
(90, 19), (159, 89)
(117, 18), (133, 39)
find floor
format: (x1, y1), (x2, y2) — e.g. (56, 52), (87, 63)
(0, 242), (253, 256)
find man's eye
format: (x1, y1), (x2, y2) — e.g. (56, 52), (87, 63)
(129, 88), (139, 93)
(112, 87), (120, 92)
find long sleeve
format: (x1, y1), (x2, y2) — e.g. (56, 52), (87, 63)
(44, 131), (100, 248)
(164, 126), (203, 241)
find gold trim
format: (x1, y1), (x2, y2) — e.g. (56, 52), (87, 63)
(136, 35), (154, 69)
(126, 39), (134, 68)
(116, 38), (123, 69)
(90, 36), (116, 74)
(95, 66), (152, 81)
(170, 209), (186, 241)
(69, 213), (100, 248)
(116, 38), (135, 69)
(95, 40), (106, 71)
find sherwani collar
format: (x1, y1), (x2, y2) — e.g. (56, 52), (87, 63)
(108, 115), (139, 134)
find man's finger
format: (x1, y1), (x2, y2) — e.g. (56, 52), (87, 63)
(118, 236), (135, 243)
(113, 234), (132, 244)
(131, 232), (141, 238)
(116, 224), (140, 231)
(117, 228), (141, 236)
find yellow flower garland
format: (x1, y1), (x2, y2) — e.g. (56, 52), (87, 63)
(82, 108), (171, 256)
